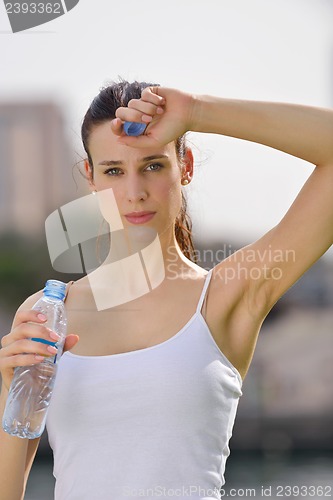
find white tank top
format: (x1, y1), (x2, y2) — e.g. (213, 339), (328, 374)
(46, 269), (243, 500)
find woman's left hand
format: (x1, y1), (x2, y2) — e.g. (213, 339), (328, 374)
(111, 86), (195, 148)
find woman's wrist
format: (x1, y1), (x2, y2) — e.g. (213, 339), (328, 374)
(188, 94), (229, 135)
(187, 93), (203, 133)
(171, 89), (200, 136)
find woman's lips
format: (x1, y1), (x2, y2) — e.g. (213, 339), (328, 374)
(124, 212), (156, 224)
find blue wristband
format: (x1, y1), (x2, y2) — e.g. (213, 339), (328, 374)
(123, 122), (147, 136)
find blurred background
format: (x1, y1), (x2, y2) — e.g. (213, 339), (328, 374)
(0, 0), (332, 498)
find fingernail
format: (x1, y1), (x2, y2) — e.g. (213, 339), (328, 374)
(142, 115), (153, 123)
(48, 330), (61, 341)
(35, 355), (45, 361)
(156, 107), (164, 114)
(47, 345), (58, 354)
(38, 313), (47, 321)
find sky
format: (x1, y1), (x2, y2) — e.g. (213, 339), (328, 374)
(0, 0), (332, 258)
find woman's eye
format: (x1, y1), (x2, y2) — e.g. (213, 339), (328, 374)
(146, 163), (162, 172)
(103, 163), (162, 176)
(104, 168), (122, 176)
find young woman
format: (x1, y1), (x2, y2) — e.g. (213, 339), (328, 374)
(1, 80), (332, 499)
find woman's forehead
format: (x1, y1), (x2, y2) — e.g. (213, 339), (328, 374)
(89, 122), (177, 163)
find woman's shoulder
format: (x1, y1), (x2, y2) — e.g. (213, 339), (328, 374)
(63, 276), (91, 302)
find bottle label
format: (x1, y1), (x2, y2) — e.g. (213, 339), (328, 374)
(31, 338), (58, 364)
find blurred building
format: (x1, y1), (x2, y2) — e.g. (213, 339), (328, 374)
(0, 102), (85, 236)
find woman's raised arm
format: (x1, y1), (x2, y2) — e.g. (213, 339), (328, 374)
(114, 87), (333, 314)
(190, 95), (333, 311)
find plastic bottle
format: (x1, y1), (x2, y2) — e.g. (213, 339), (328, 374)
(124, 121), (147, 136)
(2, 280), (67, 439)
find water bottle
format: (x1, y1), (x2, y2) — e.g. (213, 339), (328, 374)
(124, 121), (147, 136)
(2, 280), (67, 439)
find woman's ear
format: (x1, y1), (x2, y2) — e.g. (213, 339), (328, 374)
(84, 159), (96, 191)
(181, 148), (194, 184)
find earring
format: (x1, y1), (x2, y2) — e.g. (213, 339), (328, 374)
(92, 190), (97, 195)
(182, 179), (189, 185)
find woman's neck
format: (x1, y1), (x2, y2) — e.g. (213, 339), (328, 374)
(84, 227), (198, 311)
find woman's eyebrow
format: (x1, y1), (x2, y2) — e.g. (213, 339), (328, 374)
(98, 154), (169, 167)
(141, 154), (169, 162)
(98, 159), (122, 166)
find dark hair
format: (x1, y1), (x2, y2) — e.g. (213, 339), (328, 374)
(81, 79), (197, 263)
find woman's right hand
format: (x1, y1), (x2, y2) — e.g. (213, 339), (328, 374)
(0, 308), (79, 393)
(111, 86), (196, 149)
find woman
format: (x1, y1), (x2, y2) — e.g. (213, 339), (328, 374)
(0, 80), (332, 499)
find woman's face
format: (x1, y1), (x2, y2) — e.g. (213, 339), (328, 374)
(87, 121), (185, 240)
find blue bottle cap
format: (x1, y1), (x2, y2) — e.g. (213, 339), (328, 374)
(43, 280), (66, 301)
(123, 122), (147, 136)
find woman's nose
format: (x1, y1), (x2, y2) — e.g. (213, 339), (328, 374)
(126, 176), (148, 203)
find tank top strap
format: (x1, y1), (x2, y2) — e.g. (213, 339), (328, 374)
(196, 268), (214, 314)
(64, 281), (75, 303)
